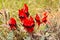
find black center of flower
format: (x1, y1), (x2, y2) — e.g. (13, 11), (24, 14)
(9, 23), (17, 27)
(35, 18), (40, 22)
(19, 16), (25, 19)
(25, 12), (29, 17)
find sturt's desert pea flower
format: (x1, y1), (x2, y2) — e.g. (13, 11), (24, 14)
(8, 18), (17, 30)
(18, 4), (29, 23)
(35, 14), (41, 26)
(42, 12), (47, 23)
(23, 16), (35, 33)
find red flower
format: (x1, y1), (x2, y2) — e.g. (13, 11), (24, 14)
(43, 11), (47, 17)
(35, 14), (41, 26)
(42, 12), (47, 23)
(8, 18), (17, 30)
(23, 16), (35, 33)
(42, 17), (47, 23)
(18, 9), (27, 23)
(18, 4), (30, 23)
(23, 4), (29, 17)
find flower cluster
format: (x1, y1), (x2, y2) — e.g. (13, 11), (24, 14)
(18, 4), (35, 33)
(8, 4), (48, 33)
(18, 4), (48, 33)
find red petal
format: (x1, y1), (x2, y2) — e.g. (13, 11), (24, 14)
(35, 14), (41, 26)
(23, 4), (28, 13)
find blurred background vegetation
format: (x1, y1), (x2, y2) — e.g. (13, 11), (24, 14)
(0, 0), (60, 40)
